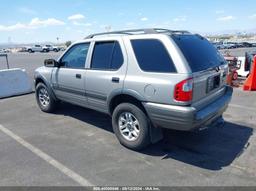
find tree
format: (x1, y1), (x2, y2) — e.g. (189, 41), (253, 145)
(65, 41), (72, 47)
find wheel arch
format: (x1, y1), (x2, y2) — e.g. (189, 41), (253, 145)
(108, 89), (147, 115)
(34, 75), (57, 101)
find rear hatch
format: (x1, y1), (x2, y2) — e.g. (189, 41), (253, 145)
(172, 34), (228, 106)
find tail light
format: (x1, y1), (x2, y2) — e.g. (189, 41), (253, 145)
(174, 78), (193, 102)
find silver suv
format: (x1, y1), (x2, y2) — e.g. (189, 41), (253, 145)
(34, 28), (233, 150)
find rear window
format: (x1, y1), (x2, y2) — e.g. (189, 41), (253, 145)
(131, 39), (176, 73)
(172, 35), (225, 72)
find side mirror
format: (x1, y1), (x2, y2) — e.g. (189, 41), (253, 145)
(44, 59), (59, 67)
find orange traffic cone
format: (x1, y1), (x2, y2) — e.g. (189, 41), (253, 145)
(243, 55), (256, 91)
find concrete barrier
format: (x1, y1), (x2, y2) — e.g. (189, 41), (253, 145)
(0, 68), (32, 98)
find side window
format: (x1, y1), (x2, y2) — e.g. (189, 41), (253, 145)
(61, 43), (90, 69)
(111, 42), (124, 70)
(91, 41), (123, 70)
(131, 39), (176, 73)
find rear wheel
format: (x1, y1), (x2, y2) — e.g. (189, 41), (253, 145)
(112, 103), (150, 150)
(35, 83), (57, 112)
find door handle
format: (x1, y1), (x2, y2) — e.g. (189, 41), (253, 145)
(112, 77), (120, 83)
(76, 74), (82, 79)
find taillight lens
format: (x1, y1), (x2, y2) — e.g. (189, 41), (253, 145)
(174, 78), (193, 102)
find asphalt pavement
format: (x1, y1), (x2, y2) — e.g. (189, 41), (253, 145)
(0, 89), (255, 186)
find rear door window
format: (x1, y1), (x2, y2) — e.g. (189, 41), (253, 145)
(172, 34), (226, 72)
(131, 39), (176, 73)
(91, 41), (123, 70)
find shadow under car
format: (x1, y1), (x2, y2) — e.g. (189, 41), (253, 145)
(54, 102), (253, 171)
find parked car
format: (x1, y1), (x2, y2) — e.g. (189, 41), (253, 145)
(58, 46), (66, 51)
(223, 42), (236, 49)
(0, 48), (11, 53)
(241, 42), (253, 48)
(18, 47), (28, 52)
(34, 28), (233, 150)
(251, 43), (256, 47)
(213, 42), (225, 50)
(213, 42), (236, 50)
(235, 43), (244, 48)
(27, 45), (49, 53)
(45, 45), (60, 52)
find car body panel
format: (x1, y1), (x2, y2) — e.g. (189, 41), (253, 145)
(84, 37), (128, 113)
(143, 86), (232, 131)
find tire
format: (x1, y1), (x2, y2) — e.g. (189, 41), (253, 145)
(112, 103), (150, 150)
(35, 82), (57, 113)
(28, 49), (33, 53)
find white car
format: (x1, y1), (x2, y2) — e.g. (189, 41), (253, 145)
(27, 45), (49, 53)
(0, 48), (11, 53)
(44, 45), (60, 52)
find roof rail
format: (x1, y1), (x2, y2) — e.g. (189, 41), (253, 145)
(84, 28), (191, 39)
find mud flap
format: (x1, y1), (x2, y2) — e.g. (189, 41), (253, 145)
(149, 123), (163, 144)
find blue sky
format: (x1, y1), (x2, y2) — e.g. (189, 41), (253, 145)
(0, 0), (255, 43)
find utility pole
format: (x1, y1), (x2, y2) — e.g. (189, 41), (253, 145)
(105, 25), (112, 32)
(8, 37), (12, 44)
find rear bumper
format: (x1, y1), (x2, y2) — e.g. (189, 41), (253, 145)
(143, 86), (233, 131)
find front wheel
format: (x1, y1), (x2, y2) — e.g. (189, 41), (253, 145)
(35, 83), (57, 112)
(112, 103), (150, 150)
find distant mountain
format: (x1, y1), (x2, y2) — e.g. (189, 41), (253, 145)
(0, 43), (32, 49)
(201, 28), (256, 36)
(0, 42), (64, 49)
(1, 28), (256, 49)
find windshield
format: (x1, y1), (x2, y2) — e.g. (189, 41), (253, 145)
(172, 34), (226, 72)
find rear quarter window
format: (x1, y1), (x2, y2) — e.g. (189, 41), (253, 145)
(172, 34), (225, 72)
(131, 39), (176, 73)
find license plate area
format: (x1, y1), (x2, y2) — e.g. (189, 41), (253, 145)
(207, 75), (220, 93)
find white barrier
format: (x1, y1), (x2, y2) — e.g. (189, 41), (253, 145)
(0, 68), (32, 98)
(237, 57), (250, 77)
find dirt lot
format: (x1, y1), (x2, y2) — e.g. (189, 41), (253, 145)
(220, 47), (256, 57)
